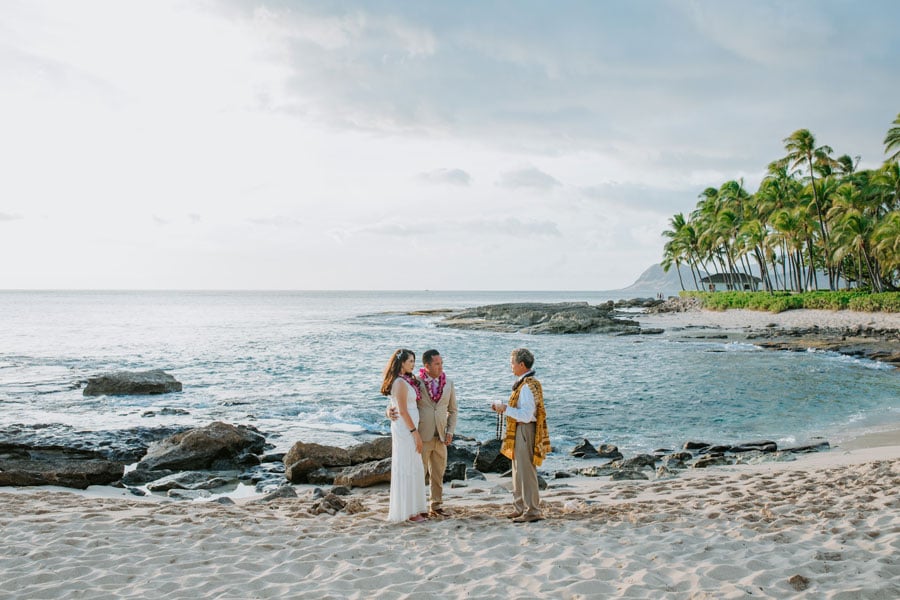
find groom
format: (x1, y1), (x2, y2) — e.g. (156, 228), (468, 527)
(388, 349), (458, 516)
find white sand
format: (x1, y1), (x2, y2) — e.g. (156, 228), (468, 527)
(636, 307), (900, 332)
(2, 441), (899, 599)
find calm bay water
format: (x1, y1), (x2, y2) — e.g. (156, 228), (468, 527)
(1, 290), (898, 470)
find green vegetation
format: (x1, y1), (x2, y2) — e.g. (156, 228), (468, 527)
(681, 290), (900, 313)
(662, 112), (900, 295)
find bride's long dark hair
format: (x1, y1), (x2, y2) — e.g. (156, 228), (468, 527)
(380, 348), (415, 396)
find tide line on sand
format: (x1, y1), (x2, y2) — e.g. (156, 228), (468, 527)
(1, 443), (899, 599)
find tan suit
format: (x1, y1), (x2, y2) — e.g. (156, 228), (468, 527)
(416, 378), (457, 510)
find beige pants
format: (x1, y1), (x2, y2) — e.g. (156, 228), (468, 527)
(512, 422), (541, 518)
(421, 437), (448, 510)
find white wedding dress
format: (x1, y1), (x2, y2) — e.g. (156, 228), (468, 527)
(387, 378), (427, 522)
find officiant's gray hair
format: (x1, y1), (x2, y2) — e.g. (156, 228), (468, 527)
(511, 348), (534, 369)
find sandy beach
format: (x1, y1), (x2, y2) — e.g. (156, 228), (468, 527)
(2, 438), (898, 599)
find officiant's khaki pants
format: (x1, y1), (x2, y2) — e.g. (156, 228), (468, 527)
(421, 437), (447, 510)
(512, 422), (542, 517)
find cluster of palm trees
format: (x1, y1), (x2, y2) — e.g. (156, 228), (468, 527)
(662, 113), (900, 293)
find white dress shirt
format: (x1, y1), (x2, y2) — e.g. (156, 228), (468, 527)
(504, 383), (536, 423)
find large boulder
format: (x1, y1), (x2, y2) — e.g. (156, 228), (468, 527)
(0, 444), (124, 490)
(136, 422), (265, 471)
(473, 439), (512, 473)
(83, 369), (182, 396)
(333, 458), (392, 488)
(437, 302), (641, 334)
(283, 441), (352, 483)
(348, 437), (392, 464)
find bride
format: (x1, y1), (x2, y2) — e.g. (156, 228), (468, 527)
(381, 348), (427, 523)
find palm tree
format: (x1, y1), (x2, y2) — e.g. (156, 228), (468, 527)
(781, 129), (837, 288)
(884, 112), (900, 164)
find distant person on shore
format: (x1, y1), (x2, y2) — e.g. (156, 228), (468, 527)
(491, 347), (550, 523)
(381, 348), (428, 523)
(388, 349), (458, 516)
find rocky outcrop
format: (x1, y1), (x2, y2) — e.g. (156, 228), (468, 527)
(83, 369), (182, 396)
(437, 302), (644, 334)
(473, 439), (512, 473)
(283, 441), (352, 483)
(347, 437), (392, 464)
(333, 458), (392, 488)
(0, 444), (124, 489)
(136, 421), (265, 472)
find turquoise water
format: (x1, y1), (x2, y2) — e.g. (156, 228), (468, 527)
(1, 291), (898, 470)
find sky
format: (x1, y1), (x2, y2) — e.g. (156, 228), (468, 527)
(1, 0), (899, 290)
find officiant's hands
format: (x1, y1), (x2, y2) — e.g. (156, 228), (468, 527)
(491, 402), (506, 414)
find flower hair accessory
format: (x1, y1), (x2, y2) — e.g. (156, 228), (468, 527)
(396, 350), (403, 359)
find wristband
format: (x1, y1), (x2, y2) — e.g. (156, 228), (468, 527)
(409, 427), (417, 433)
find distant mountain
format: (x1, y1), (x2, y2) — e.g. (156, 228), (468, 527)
(618, 263), (700, 295)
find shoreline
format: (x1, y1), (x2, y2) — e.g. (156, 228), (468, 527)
(3, 432), (899, 599)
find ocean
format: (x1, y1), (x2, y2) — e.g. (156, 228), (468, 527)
(2, 290), (898, 471)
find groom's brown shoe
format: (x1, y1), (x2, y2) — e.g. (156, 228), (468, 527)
(505, 511), (523, 519)
(512, 514), (544, 523)
(430, 507), (449, 517)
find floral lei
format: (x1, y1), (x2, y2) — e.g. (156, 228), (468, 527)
(418, 368), (446, 402)
(399, 373), (422, 402)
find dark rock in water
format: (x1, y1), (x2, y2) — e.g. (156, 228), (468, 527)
(596, 444), (624, 460)
(260, 453), (286, 464)
(121, 468), (175, 486)
(443, 461), (467, 483)
(537, 475), (548, 490)
(683, 441), (711, 451)
(447, 440), (479, 465)
(571, 438), (599, 458)
(142, 408), (190, 418)
(578, 464), (618, 477)
(330, 485), (351, 496)
(0, 444), (124, 489)
(83, 369), (182, 396)
(0, 424), (190, 463)
(333, 458), (392, 488)
(283, 441), (352, 483)
(784, 441), (830, 454)
(436, 302), (642, 335)
(473, 439), (512, 473)
(137, 421), (265, 472)
(347, 437), (392, 464)
(553, 471), (575, 479)
(731, 441), (778, 453)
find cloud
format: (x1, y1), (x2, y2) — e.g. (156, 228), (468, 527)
(580, 182), (698, 213)
(152, 215), (170, 226)
(343, 216), (561, 238)
(248, 216), (305, 228)
(188, 213), (202, 224)
(416, 168), (471, 186)
(498, 167), (561, 191)
(0, 212), (23, 222)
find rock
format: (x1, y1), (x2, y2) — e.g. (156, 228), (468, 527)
(683, 441), (711, 451)
(137, 422), (265, 472)
(578, 464), (618, 477)
(284, 441), (351, 483)
(450, 480), (468, 488)
(783, 441), (830, 454)
(343, 498), (366, 514)
(447, 440), (479, 465)
(258, 485), (297, 502)
(611, 469), (648, 481)
(0, 444), (124, 490)
(553, 471), (575, 479)
(83, 369), (182, 396)
(309, 493), (346, 516)
(693, 455), (732, 469)
(788, 574), (810, 591)
(142, 408), (190, 418)
(333, 458), (392, 488)
(330, 485), (351, 496)
(571, 438), (599, 458)
(146, 471), (235, 492)
(306, 467), (340, 486)
(537, 476), (548, 490)
(347, 437), (392, 464)
(661, 453), (691, 470)
(437, 302), (642, 334)
(444, 461), (468, 483)
(655, 466), (677, 480)
(213, 497), (236, 505)
(596, 444), (623, 460)
(613, 454), (658, 471)
(121, 468), (176, 486)
(473, 439), (512, 473)
(465, 468), (486, 481)
(167, 489), (211, 500)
